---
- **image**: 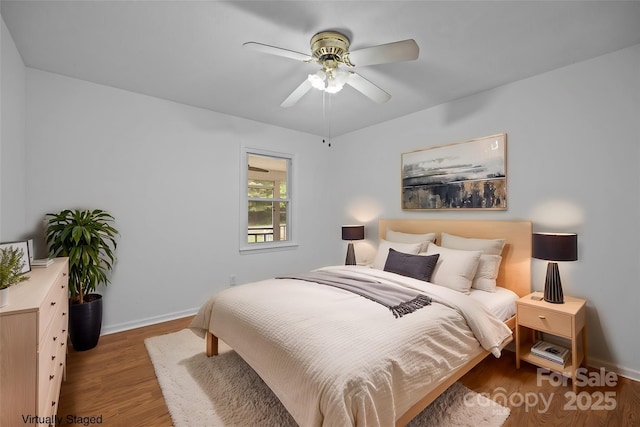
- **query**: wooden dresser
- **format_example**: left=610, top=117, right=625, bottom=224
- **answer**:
left=0, top=258, right=69, bottom=426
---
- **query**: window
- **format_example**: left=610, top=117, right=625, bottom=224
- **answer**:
left=241, top=148, right=295, bottom=251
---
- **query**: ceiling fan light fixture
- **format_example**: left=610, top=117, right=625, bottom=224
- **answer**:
left=308, top=70, right=326, bottom=90
left=324, top=82, right=342, bottom=94
left=308, top=67, right=349, bottom=94
left=327, top=68, right=349, bottom=93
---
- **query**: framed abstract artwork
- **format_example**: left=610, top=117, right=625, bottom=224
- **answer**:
left=401, top=133, right=507, bottom=210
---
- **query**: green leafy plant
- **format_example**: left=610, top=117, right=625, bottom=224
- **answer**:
left=45, top=209, right=119, bottom=304
left=0, top=246, right=29, bottom=290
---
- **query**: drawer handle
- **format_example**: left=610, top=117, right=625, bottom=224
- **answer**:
left=49, top=374, right=55, bottom=380
left=53, top=336, right=58, bottom=341
left=52, top=355, right=56, bottom=361
left=51, top=301, right=56, bottom=306
left=62, top=312, right=67, bottom=316
left=52, top=401, right=56, bottom=407
left=538, top=315, right=546, bottom=319
left=62, top=329, right=67, bottom=333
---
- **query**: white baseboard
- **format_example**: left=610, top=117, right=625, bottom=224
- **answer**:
left=101, top=307, right=198, bottom=336
left=587, top=356, right=640, bottom=383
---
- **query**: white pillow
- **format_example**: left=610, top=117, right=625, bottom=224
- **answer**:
left=425, top=243, right=482, bottom=294
left=386, top=229, right=436, bottom=253
left=472, top=254, right=502, bottom=292
left=372, top=239, right=422, bottom=270
left=440, top=232, right=505, bottom=255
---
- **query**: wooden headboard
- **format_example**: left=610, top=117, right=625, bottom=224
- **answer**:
left=378, top=219, right=532, bottom=297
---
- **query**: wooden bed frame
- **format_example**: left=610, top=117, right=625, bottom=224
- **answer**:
left=378, top=219, right=532, bottom=426
left=205, top=219, right=532, bottom=427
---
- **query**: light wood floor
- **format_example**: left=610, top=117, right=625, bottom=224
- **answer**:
left=58, top=317, right=640, bottom=426
left=58, top=317, right=192, bottom=427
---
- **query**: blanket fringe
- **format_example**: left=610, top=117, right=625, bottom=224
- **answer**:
left=390, top=295, right=432, bottom=318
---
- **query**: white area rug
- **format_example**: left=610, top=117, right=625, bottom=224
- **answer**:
left=145, top=329, right=510, bottom=427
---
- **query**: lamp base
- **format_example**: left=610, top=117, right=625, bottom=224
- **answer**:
left=345, top=242, right=356, bottom=265
left=543, top=262, right=564, bottom=304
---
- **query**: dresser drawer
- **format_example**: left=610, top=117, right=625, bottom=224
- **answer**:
left=38, top=328, right=64, bottom=411
left=39, top=353, right=65, bottom=422
left=37, top=310, right=66, bottom=390
left=38, top=269, right=68, bottom=343
left=517, top=305, right=571, bottom=337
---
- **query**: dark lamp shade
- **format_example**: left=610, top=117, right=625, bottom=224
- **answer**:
left=532, top=233, right=578, bottom=262
left=342, top=225, right=365, bottom=241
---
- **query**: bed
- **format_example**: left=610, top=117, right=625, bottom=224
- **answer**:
left=190, top=219, right=532, bottom=426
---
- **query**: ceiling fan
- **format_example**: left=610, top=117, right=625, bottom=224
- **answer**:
left=243, top=31, right=419, bottom=107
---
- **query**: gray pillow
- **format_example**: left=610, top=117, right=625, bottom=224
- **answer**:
left=383, top=249, right=440, bottom=282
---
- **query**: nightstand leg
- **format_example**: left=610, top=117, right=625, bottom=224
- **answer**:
left=515, top=324, right=521, bottom=369
left=572, top=338, right=579, bottom=393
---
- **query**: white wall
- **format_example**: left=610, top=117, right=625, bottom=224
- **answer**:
left=0, top=17, right=27, bottom=241
left=24, top=69, right=335, bottom=333
left=329, top=44, right=640, bottom=378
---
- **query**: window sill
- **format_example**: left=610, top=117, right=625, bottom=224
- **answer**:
left=239, top=241, right=299, bottom=254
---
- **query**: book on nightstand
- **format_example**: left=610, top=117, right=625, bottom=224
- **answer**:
left=531, top=340, right=570, bottom=366
left=31, top=258, right=54, bottom=267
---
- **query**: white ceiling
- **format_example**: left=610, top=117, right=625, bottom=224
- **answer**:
left=2, top=1, right=640, bottom=137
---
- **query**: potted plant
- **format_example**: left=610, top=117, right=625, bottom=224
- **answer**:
left=45, top=209, right=118, bottom=350
left=0, top=246, right=29, bottom=307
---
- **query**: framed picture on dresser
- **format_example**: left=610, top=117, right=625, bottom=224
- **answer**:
left=0, top=240, right=31, bottom=273
left=401, top=133, right=507, bottom=210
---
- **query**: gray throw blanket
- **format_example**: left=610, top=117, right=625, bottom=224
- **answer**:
left=277, top=271, right=431, bottom=318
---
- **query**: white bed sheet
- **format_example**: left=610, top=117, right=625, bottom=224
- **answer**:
left=468, top=286, right=519, bottom=321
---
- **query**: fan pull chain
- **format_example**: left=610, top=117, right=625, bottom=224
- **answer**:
left=322, top=91, right=332, bottom=147
left=327, top=93, right=332, bottom=147
left=322, top=91, right=328, bottom=146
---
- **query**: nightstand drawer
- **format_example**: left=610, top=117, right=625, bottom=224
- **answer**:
left=518, top=305, right=571, bottom=336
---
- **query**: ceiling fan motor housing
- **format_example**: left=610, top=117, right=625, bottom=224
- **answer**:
left=310, top=31, right=350, bottom=66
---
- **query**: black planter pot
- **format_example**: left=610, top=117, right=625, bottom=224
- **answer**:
left=69, top=293, right=103, bottom=351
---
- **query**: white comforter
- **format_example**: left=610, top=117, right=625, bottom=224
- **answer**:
left=190, top=265, right=512, bottom=427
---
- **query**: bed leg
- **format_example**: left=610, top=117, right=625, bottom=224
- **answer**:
left=206, top=332, right=218, bottom=357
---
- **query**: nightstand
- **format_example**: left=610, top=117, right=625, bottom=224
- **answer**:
left=515, top=292, right=587, bottom=393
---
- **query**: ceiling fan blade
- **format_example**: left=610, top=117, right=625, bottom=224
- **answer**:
left=281, top=79, right=314, bottom=108
left=346, top=72, right=391, bottom=104
left=347, top=39, right=419, bottom=67
left=243, top=42, right=315, bottom=63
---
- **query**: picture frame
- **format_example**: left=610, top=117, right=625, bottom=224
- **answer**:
left=401, top=133, right=507, bottom=210
left=0, top=241, right=32, bottom=274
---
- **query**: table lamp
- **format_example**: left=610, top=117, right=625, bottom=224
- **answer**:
left=342, top=225, right=365, bottom=265
left=532, top=232, right=578, bottom=304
